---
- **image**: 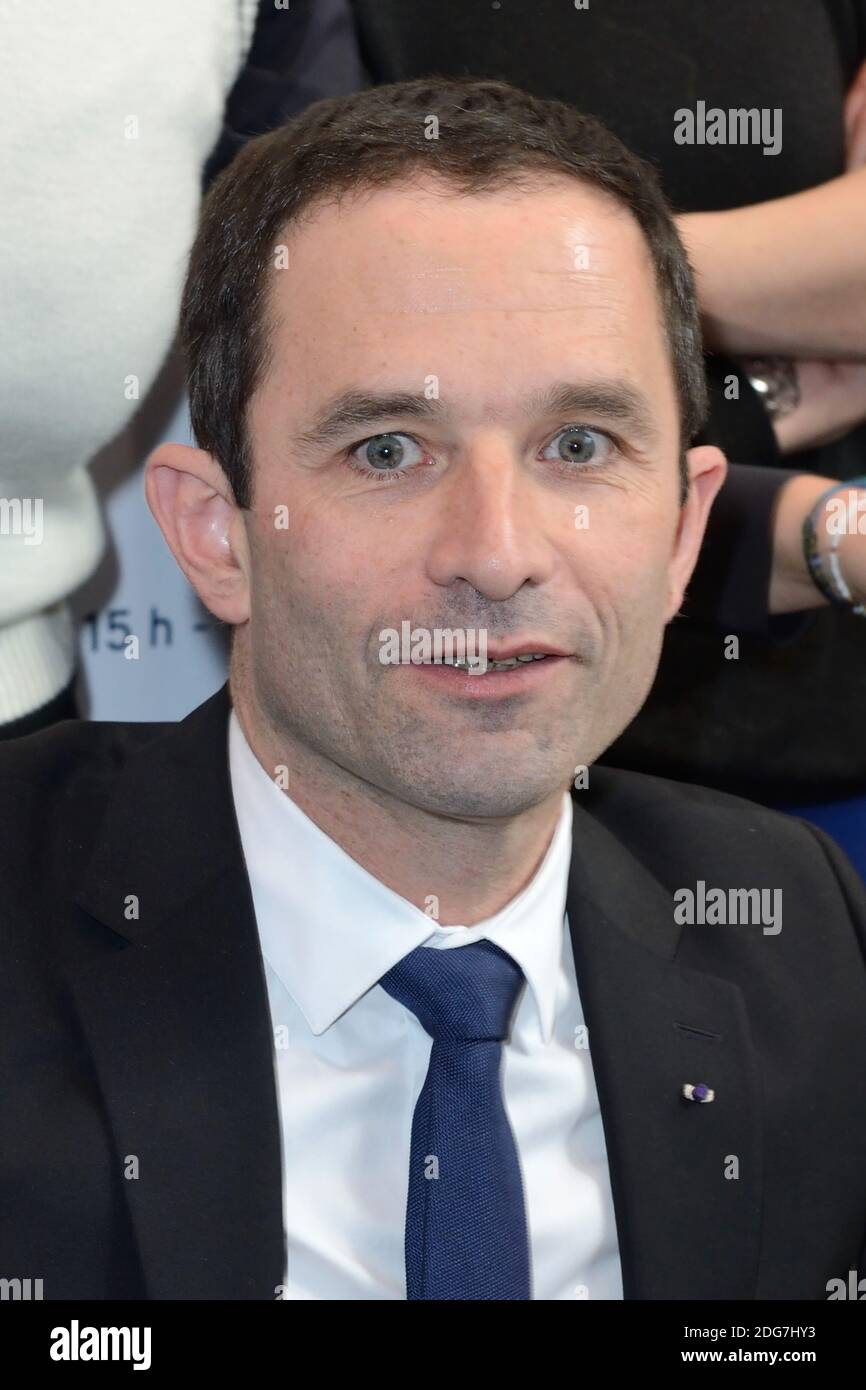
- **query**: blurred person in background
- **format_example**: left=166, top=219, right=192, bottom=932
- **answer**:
left=0, top=0, right=362, bottom=737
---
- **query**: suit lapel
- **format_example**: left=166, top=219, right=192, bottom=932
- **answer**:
left=565, top=793, right=762, bottom=1299
left=68, top=682, right=285, bottom=1299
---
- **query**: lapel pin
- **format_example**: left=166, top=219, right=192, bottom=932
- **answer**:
left=682, top=1082, right=715, bottom=1103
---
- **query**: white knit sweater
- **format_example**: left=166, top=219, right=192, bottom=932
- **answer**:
left=0, top=0, right=258, bottom=721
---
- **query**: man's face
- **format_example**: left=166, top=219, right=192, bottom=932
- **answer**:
left=237, top=173, right=718, bottom=818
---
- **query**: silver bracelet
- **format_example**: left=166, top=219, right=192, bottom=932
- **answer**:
left=801, top=477, right=866, bottom=618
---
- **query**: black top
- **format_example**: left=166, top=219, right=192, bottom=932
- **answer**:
left=206, top=0, right=866, bottom=802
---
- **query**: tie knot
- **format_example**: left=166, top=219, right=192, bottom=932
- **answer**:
left=379, top=939, right=525, bottom=1042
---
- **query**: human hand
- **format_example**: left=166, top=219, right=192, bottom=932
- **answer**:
left=772, top=359, right=866, bottom=455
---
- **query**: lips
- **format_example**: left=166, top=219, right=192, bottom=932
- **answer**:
left=483, top=641, right=572, bottom=661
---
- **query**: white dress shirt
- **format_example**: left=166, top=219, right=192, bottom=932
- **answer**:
left=228, top=709, right=623, bottom=1300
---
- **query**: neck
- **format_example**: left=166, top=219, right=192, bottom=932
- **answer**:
left=231, top=685, right=566, bottom=927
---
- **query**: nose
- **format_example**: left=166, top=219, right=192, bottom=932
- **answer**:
left=424, top=438, right=559, bottom=600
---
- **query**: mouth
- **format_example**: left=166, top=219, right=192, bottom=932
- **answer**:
left=405, top=650, right=573, bottom=699
left=441, top=651, right=551, bottom=674
left=430, top=639, right=572, bottom=673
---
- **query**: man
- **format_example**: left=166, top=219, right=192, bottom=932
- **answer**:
left=1, top=78, right=865, bottom=1301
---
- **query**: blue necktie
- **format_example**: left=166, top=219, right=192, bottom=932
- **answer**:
left=379, top=938, right=532, bottom=1300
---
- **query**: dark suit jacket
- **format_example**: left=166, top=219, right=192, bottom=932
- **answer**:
left=2, top=681, right=865, bottom=1300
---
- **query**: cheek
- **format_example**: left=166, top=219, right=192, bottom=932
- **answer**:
left=286, top=494, right=417, bottom=600
left=568, top=503, right=673, bottom=597
left=570, top=535, right=673, bottom=669
left=250, top=508, right=402, bottom=667
left=250, top=494, right=348, bottom=595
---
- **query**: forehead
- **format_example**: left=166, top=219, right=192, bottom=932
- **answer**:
left=262, top=173, right=676, bottom=425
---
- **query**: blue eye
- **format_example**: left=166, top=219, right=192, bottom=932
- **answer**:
left=342, top=423, right=616, bottom=484
left=346, top=432, right=427, bottom=480
left=542, top=425, right=614, bottom=467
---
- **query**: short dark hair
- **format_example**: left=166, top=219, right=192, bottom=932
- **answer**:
left=181, top=77, right=708, bottom=510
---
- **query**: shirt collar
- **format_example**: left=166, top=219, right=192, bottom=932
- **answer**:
left=228, top=708, right=571, bottom=1043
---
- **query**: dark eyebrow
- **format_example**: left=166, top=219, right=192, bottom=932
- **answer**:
left=292, top=378, right=661, bottom=450
left=522, top=380, right=661, bottom=446
left=293, top=391, right=446, bottom=449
